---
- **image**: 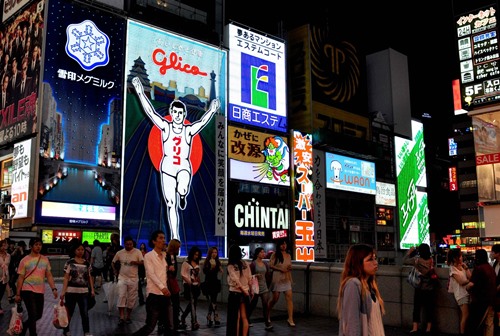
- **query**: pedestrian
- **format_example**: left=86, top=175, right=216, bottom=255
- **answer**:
left=268, top=239, right=295, bottom=327
left=337, top=244, right=385, bottom=336
left=403, top=243, right=437, bottom=334
left=180, top=246, right=202, bottom=330
left=490, top=244, right=500, bottom=335
left=202, top=246, right=223, bottom=327
left=132, top=230, right=173, bottom=336
left=90, top=239, right=105, bottom=291
left=9, top=240, right=26, bottom=303
left=166, top=238, right=181, bottom=331
left=465, top=248, right=496, bottom=336
left=14, top=237, right=58, bottom=336
left=447, top=248, right=471, bottom=335
left=60, top=239, right=95, bottom=336
left=107, top=233, right=123, bottom=282
left=138, top=242, right=147, bottom=305
left=249, top=247, right=273, bottom=330
left=0, top=239, right=11, bottom=315
left=112, top=236, right=144, bottom=326
left=226, top=244, right=253, bottom=336
left=101, top=244, right=109, bottom=282
left=83, top=240, right=92, bottom=263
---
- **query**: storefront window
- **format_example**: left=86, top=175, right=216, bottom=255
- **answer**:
left=1, top=159, right=12, bottom=188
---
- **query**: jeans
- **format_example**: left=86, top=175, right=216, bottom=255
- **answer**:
left=132, top=293, right=173, bottom=336
left=64, top=292, right=90, bottom=333
left=20, top=291, right=44, bottom=336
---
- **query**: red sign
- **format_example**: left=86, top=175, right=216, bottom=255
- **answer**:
left=476, top=153, right=500, bottom=165
left=53, top=230, right=81, bottom=243
left=449, top=167, right=458, bottom=191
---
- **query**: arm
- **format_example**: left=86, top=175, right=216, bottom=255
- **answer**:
left=340, top=279, right=363, bottom=336
left=181, top=262, right=191, bottom=284
left=131, top=77, right=167, bottom=129
left=188, top=98, right=220, bottom=136
left=46, top=268, right=58, bottom=299
left=60, top=272, right=70, bottom=299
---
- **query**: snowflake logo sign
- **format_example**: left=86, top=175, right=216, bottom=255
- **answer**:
left=65, top=20, right=110, bottom=71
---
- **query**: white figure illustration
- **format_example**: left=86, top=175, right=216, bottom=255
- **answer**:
left=132, top=77, right=220, bottom=241
left=330, top=160, right=343, bottom=184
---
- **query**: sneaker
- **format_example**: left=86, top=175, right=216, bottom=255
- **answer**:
left=265, top=322, right=273, bottom=331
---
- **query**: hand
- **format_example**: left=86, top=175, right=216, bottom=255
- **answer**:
left=52, top=289, right=58, bottom=299
left=161, top=287, right=171, bottom=297
left=60, top=294, right=65, bottom=300
left=14, top=294, right=21, bottom=303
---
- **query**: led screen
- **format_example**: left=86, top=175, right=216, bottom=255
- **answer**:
left=325, top=153, right=376, bottom=195
left=37, top=0, right=125, bottom=227
left=226, top=23, right=287, bottom=132
left=123, top=20, right=227, bottom=255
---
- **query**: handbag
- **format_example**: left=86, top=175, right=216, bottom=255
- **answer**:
left=6, top=303, right=23, bottom=335
left=53, top=299, right=69, bottom=329
left=251, top=275, right=259, bottom=295
left=407, top=266, right=422, bottom=289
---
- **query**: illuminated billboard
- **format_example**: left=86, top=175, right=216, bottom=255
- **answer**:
left=123, top=20, right=227, bottom=254
left=375, top=181, right=396, bottom=206
left=456, top=4, right=500, bottom=109
left=0, top=1, right=43, bottom=146
left=395, top=120, right=430, bottom=248
left=226, top=23, right=287, bottom=133
left=37, top=0, right=125, bottom=227
left=325, top=153, right=376, bottom=195
left=228, top=125, right=290, bottom=186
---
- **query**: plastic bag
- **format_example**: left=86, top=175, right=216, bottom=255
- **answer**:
left=53, top=299, right=69, bottom=329
left=103, top=281, right=118, bottom=315
left=6, top=304, right=23, bottom=335
left=251, top=275, right=259, bottom=295
left=407, top=266, right=422, bottom=289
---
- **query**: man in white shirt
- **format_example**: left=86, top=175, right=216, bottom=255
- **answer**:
left=112, top=236, right=144, bottom=326
left=132, top=230, right=173, bottom=336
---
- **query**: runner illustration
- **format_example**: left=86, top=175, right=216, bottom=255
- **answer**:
left=132, top=76, right=220, bottom=241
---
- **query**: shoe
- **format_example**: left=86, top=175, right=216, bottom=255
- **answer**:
left=214, top=320, right=221, bottom=327
left=207, top=313, right=213, bottom=327
left=191, top=322, right=200, bottom=331
left=178, top=321, right=187, bottom=330
left=265, top=322, right=273, bottom=330
left=287, top=320, right=296, bottom=327
left=179, top=195, right=186, bottom=210
left=84, top=333, right=94, bottom=336
left=158, top=324, right=165, bottom=333
left=126, top=318, right=132, bottom=324
left=118, top=318, right=125, bottom=326
left=103, top=299, right=108, bottom=303
left=249, top=323, right=253, bottom=327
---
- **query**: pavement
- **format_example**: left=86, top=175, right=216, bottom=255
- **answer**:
left=0, top=279, right=454, bottom=336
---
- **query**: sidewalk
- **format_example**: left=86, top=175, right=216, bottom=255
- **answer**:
left=0, top=279, right=452, bottom=336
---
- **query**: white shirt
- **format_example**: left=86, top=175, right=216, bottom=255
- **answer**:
left=143, top=249, right=167, bottom=296
left=112, top=248, right=143, bottom=281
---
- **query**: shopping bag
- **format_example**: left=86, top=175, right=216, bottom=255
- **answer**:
left=53, top=299, right=69, bottom=329
left=103, top=281, right=118, bottom=315
left=251, top=275, right=259, bottom=295
left=6, top=303, right=23, bottom=335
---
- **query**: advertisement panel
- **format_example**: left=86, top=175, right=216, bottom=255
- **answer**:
left=228, top=125, right=290, bottom=186
left=11, top=138, right=32, bottom=218
left=293, top=131, right=314, bottom=262
left=456, top=4, right=500, bottom=109
left=0, top=1, right=43, bottom=145
left=395, top=126, right=430, bottom=248
left=312, top=149, right=326, bottom=258
left=375, top=181, right=396, bottom=206
left=2, top=0, right=33, bottom=23
left=124, top=20, right=227, bottom=254
left=226, top=181, right=290, bottom=249
left=226, top=23, right=287, bottom=133
left=325, top=152, right=376, bottom=195
left=37, top=0, right=125, bottom=227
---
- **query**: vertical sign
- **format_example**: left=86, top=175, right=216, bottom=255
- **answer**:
left=215, top=114, right=226, bottom=236
left=293, top=131, right=314, bottom=262
left=226, top=23, right=287, bottom=132
left=0, top=1, right=43, bottom=145
left=312, top=149, right=326, bottom=258
left=11, top=138, right=31, bottom=218
left=449, top=167, right=458, bottom=191
left=456, top=5, right=500, bottom=108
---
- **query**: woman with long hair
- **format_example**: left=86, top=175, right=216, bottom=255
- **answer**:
left=337, top=244, right=385, bottom=336
left=249, top=247, right=273, bottom=330
left=180, top=246, right=202, bottom=330
left=226, top=244, right=253, bottom=336
left=203, top=246, right=223, bottom=327
left=446, top=248, right=471, bottom=335
left=268, top=239, right=295, bottom=327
